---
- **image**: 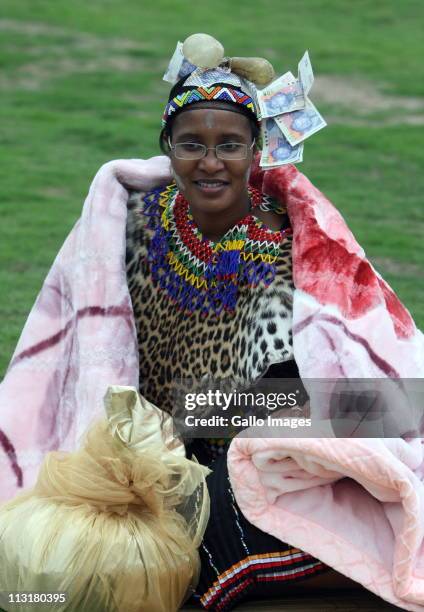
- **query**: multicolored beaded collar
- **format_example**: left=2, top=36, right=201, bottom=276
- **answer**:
left=143, top=183, right=292, bottom=317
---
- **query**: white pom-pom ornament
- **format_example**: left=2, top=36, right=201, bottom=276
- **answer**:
left=183, top=33, right=225, bottom=69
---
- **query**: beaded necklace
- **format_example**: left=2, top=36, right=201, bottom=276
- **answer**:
left=144, top=183, right=291, bottom=317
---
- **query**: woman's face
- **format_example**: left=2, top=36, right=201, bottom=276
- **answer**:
left=169, top=107, right=254, bottom=216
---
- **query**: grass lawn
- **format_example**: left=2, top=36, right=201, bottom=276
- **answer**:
left=0, top=0, right=423, bottom=377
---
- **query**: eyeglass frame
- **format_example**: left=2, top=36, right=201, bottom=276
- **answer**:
left=167, top=137, right=256, bottom=160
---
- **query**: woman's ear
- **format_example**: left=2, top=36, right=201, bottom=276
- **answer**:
left=159, top=129, right=172, bottom=156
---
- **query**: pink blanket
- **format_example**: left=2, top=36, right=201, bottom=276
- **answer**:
left=228, top=161, right=424, bottom=610
left=1, top=155, right=423, bottom=608
left=0, top=157, right=172, bottom=501
left=228, top=437, right=424, bottom=611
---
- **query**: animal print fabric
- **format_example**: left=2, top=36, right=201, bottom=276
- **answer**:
left=125, top=186, right=294, bottom=415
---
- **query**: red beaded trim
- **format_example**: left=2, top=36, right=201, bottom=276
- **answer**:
left=174, top=193, right=214, bottom=262
left=172, top=187, right=284, bottom=258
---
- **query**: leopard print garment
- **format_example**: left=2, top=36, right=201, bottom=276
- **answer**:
left=125, top=186, right=294, bottom=414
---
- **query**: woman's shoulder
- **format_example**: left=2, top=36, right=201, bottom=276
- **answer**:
left=127, top=182, right=174, bottom=225
left=252, top=190, right=291, bottom=232
left=126, top=183, right=174, bottom=258
left=254, top=208, right=290, bottom=232
left=127, top=182, right=173, bottom=213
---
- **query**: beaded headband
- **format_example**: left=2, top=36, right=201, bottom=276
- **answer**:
left=162, top=83, right=257, bottom=127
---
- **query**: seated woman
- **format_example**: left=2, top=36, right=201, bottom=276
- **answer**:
left=1, top=33, right=421, bottom=612
left=124, top=35, right=359, bottom=609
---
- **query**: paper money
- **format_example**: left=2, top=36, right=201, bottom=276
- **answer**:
left=257, top=71, right=305, bottom=119
left=298, top=50, right=314, bottom=95
left=274, top=98, right=327, bottom=146
left=260, top=118, right=304, bottom=167
left=163, top=41, right=196, bottom=84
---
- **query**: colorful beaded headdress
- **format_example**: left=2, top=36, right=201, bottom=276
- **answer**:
left=162, top=68, right=259, bottom=128
left=162, top=33, right=327, bottom=167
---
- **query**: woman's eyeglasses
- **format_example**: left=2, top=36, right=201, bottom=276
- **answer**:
left=168, top=139, right=255, bottom=160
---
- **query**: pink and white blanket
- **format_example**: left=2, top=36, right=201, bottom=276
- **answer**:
left=0, top=157, right=172, bottom=501
left=228, top=163, right=424, bottom=610
left=1, top=155, right=423, bottom=608
left=228, top=436, right=424, bottom=611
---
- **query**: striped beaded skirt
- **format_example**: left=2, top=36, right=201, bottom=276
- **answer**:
left=188, top=447, right=329, bottom=611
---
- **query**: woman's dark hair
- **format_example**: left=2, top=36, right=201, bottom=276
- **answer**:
left=160, top=75, right=261, bottom=155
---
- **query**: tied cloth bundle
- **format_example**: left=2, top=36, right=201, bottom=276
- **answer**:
left=0, top=386, right=210, bottom=612
left=162, top=33, right=327, bottom=168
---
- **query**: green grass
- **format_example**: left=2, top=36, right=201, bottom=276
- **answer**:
left=1, top=0, right=423, bottom=376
